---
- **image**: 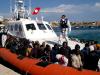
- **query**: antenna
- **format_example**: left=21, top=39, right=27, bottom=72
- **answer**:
left=10, top=0, right=31, bottom=20
left=10, top=0, right=12, bottom=14
left=41, top=16, right=44, bottom=21
left=29, top=0, right=31, bottom=15
left=36, top=17, right=38, bottom=21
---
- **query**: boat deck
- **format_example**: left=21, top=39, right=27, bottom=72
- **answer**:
left=0, top=64, right=20, bottom=75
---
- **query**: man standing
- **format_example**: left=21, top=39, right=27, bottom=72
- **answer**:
left=2, top=33, right=7, bottom=47
left=59, top=15, right=71, bottom=40
left=1, top=27, right=8, bottom=47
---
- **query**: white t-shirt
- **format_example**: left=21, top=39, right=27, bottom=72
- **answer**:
left=98, top=59, right=100, bottom=69
left=2, top=34, right=7, bottom=47
left=71, top=54, right=83, bottom=68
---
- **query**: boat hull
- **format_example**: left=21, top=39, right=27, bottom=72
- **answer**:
left=0, top=48, right=99, bottom=75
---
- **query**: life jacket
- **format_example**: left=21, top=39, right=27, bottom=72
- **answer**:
left=60, top=18, right=68, bottom=28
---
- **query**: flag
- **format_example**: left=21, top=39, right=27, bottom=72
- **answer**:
left=32, top=7, right=41, bottom=15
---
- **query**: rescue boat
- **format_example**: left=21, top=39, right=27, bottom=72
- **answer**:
left=0, top=48, right=99, bottom=75
left=0, top=0, right=98, bottom=75
left=4, top=0, right=84, bottom=49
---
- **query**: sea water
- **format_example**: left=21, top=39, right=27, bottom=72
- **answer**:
left=53, top=26, right=100, bottom=43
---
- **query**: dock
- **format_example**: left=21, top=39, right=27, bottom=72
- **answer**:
left=0, top=64, right=20, bottom=75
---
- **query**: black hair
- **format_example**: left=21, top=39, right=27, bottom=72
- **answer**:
left=62, top=15, right=66, bottom=17
left=61, top=15, right=66, bottom=18
left=75, top=44, right=80, bottom=50
left=62, top=41, right=68, bottom=46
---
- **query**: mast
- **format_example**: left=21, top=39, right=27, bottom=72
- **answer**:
left=10, top=0, right=12, bottom=14
left=15, top=0, right=25, bottom=19
left=10, top=0, right=30, bottom=20
left=29, top=0, right=31, bottom=15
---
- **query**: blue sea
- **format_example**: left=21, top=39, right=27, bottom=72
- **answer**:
left=53, top=26, right=100, bottom=43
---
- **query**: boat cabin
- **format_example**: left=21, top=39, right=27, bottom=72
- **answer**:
left=6, top=19, right=58, bottom=42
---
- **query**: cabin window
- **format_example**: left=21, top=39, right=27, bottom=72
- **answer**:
left=46, top=24, right=52, bottom=30
left=26, top=24, right=36, bottom=30
left=7, top=26, right=9, bottom=30
left=15, top=24, right=18, bottom=31
left=37, top=23, right=46, bottom=30
left=19, top=25, right=22, bottom=31
left=7, top=25, right=10, bottom=31
left=0, top=27, right=1, bottom=31
left=11, top=25, right=13, bottom=31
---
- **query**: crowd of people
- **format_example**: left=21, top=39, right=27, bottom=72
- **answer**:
left=0, top=15, right=100, bottom=72
left=0, top=33, right=100, bottom=72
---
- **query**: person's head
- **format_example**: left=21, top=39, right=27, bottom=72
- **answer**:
left=61, top=15, right=66, bottom=19
left=85, top=43, right=89, bottom=48
left=35, top=41, right=40, bottom=45
left=75, top=44, right=80, bottom=50
left=34, top=43, right=39, bottom=49
left=73, top=44, right=80, bottom=55
left=90, top=40, right=95, bottom=45
left=40, top=45, right=45, bottom=51
left=62, top=41, right=68, bottom=48
left=42, top=42, right=46, bottom=47
left=54, top=44, right=59, bottom=49
left=45, top=44, right=51, bottom=51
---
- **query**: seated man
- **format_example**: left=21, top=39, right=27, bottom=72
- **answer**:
left=71, top=44, right=83, bottom=70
